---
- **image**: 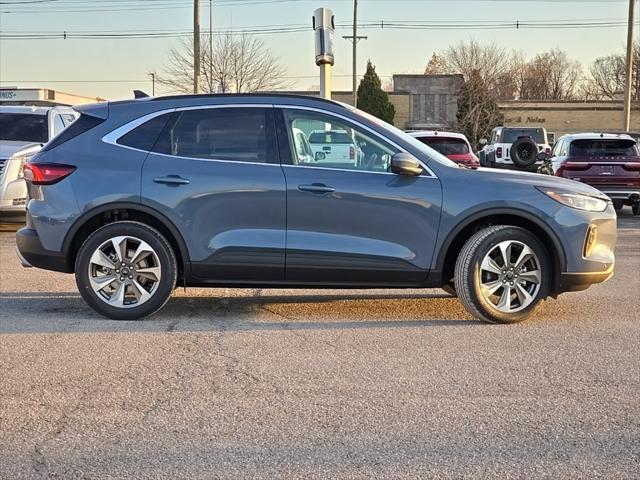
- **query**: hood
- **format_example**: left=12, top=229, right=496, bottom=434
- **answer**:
left=0, top=141, right=41, bottom=160
left=475, top=167, right=609, bottom=199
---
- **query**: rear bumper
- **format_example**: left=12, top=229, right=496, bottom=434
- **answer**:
left=558, top=266, right=614, bottom=293
left=597, top=188, right=640, bottom=203
left=15, top=227, right=71, bottom=273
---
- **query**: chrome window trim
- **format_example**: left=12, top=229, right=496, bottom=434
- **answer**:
left=148, top=150, right=280, bottom=167
left=275, top=104, right=437, bottom=178
left=101, top=104, right=278, bottom=164
left=101, top=102, right=437, bottom=177
left=282, top=164, right=395, bottom=176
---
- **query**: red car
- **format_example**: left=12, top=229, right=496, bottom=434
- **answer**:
left=408, top=131, right=479, bottom=168
left=550, top=133, right=640, bottom=215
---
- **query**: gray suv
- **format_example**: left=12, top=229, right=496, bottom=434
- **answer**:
left=16, top=94, right=617, bottom=323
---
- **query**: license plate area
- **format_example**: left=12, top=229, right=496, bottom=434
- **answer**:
left=599, top=166, right=614, bottom=175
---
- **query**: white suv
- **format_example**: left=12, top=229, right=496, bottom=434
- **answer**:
left=0, top=105, right=78, bottom=218
left=479, top=126, right=551, bottom=171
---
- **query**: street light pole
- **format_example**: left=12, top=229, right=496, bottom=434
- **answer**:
left=194, top=0, right=201, bottom=94
left=622, top=0, right=637, bottom=131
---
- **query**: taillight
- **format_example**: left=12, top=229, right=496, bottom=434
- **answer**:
left=23, top=163, right=76, bottom=185
left=622, top=162, right=640, bottom=171
left=545, top=147, right=551, bottom=155
left=349, top=145, right=355, bottom=160
left=496, top=147, right=502, bottom=158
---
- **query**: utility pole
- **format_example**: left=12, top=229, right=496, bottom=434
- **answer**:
left=342, top=0, right=367, bottom=107
left=209, top=0, right=213, bottom=94
left=622, top=0, right=637, bottom=131
left=193, top=0, right=201, bottom=94
left=148, top=72, right=155, bottom=96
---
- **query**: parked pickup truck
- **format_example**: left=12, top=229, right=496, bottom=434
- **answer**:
left=0, top=105, right=78, bottom=218
left=549, top=132, right=640, bottom=215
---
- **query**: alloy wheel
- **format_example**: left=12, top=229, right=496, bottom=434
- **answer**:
left=478, top=240, right=542, bottom=313
left=88, top=235, right=162, bottom=309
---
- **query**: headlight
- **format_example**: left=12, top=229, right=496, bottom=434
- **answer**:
left=537, top=188, right=608, bottom=212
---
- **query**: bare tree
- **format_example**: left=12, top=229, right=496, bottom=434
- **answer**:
left=440, top=39, right=516, bottom=98
left=517, top=49, right=582, bottom=100
left=157, top=33, right=290, bottom=94
left=424, top=53, right=448, bottom=75
left=584, top=43, right=639, bottom=101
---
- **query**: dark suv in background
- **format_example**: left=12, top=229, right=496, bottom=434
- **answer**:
left=16, top=94, right=617, bottom=324
left=550, top=133, right=640, bottom=215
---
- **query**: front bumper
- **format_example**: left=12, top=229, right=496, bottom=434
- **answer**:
left=15, top=227, right=71, bottom=272
left=558, top=266, right=614, bottom=293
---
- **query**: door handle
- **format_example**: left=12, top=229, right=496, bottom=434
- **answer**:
left=153, top=175, right=190, bottom=185
left=298, top=183, right=335, bottom=194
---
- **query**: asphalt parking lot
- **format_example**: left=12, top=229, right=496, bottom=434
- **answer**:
left=1, top=211, right=639, bottom=479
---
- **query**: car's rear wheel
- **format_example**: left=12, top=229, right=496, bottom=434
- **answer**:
left=454, top=226, right=550, bottom=324
left=633, top=203, right=640, bottom=216
left=75, top=221, right=177, bottom=320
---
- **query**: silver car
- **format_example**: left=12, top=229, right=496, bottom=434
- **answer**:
left=0, top=105, right=78, bottom=217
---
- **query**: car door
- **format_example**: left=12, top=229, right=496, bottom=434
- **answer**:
left=277, top=107, right=442, bottom=285
left=139, top=105, right=286, bottom=282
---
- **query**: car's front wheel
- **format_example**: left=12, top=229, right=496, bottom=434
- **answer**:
left=454, top=226, right=550, bottom=324
left=75, top=221, right=177, bottom=320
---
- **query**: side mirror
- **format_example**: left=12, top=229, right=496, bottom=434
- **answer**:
left=315, top=151, right=326, bottom=161
left=536, top=151, right=548, bottom=161
left=390, top=152, right=422, bottom=176
left=479, top=138, right=488, bottom=146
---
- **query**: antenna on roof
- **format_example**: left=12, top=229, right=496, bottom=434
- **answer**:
left=133, top=90, right=150, bottom=99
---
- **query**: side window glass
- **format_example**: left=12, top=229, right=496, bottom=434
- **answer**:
left=61, top=113, right=77, bottom=127
left=551, top=138, right=562, bottom=157
left=153, top=108, right=268, bottom=163
left=118, top=112, right=173, bottom=152
left=53, top=114, right=65, bottom=137
left=283, top=109, right=398, bottom=173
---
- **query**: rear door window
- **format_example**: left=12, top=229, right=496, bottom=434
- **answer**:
left=152, top=108, right=269, bottom=163
left=415, top=136, right=469, bottom=155
left=569, top=139, right=639, bottom=157
left=118, top=112, right=174, bottom=152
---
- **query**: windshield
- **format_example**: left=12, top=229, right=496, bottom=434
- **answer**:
left=501, top=128, right=546, bottom=144
left=349, top=107, right=458, bottom=168
left=415, top=136, right=470, bottom=155
left=570, top=139, right=639, bottom=157
left=0, top=113, right=48, bottom=143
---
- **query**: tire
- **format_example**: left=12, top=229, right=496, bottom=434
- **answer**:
left=442, top=282, right=457, bottom=297
left=479, top=150, right=487, bottom=167
left=75, top=221, right=177, bottom=320
left=510, top=137, right=538, bottom=168
left=633, top=203, right=640, bottom=216
left=454, top=226, right=550, bottom=324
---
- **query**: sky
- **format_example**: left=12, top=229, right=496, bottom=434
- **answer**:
left=0, top=0, right=637, bottom=100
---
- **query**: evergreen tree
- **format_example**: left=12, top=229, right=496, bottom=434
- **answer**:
left=456, top=69, right=504, bottom=149
left=356, top=60, right=396, bottom=124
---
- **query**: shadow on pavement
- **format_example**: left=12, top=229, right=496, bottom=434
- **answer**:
left=0, top=291, right=477, bottom=334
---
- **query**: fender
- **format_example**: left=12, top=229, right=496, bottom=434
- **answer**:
left=434, top=206, right=568, bottom=273
left=62, top=201, right=191, bottom=278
